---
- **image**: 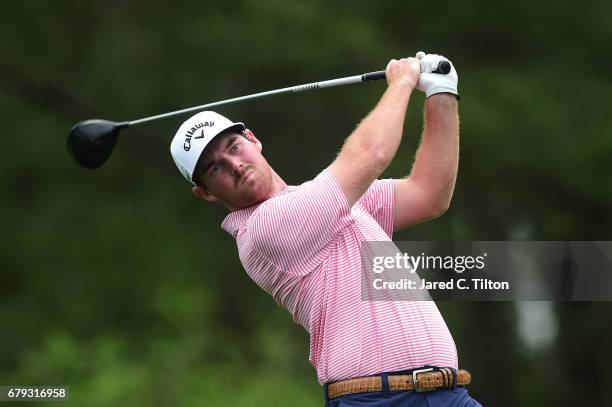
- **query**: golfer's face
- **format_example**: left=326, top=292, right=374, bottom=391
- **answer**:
left=200, top=132, right=272, bottom=208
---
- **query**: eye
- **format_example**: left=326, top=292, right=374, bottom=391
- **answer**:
left=210, top=165, right=220, bottom=175
left=231, top=143, right=240, bottom=152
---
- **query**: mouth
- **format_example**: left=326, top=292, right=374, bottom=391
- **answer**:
left=240, top=169, right=254, bottom=184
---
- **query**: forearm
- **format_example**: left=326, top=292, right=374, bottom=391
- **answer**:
left=329, top=82, right=414, bottom=206
left=329, top=57, right=420, bottom=207
left=345, top=81, right=414, bottom=172
left=409, top=94, right=459, bottom=211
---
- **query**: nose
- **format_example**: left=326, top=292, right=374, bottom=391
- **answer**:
left=227, top=156, right=244, bottom=176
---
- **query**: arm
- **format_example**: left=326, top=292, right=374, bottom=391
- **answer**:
left=250, top=59, right=419, bottom=275
left=393, top=93, right=459, bottom=230
left=329, top=58, right=420, bottom=207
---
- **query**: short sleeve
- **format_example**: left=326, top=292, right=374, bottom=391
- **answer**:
left=248, top=169, right=352, bottom=275
left=356, top=179, right=395, bottom=238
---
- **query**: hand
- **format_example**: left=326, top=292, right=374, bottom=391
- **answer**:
left=415, top=52, right=459, bottom=98
left=385, top=57, right=420, bottom=90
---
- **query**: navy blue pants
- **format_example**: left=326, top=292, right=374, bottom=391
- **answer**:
left=324, top=369, right=482, bottom=407
left=325, top=387, right=482, bottom=407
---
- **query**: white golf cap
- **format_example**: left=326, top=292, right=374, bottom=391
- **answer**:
left=170, top=111, right=245, bottom=184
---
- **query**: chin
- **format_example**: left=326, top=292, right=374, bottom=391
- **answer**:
left=248, top=188, right=269, bottom=205
left=233, top=175, right=273, bottom=207
left=230, top=188, right=265, bottom=209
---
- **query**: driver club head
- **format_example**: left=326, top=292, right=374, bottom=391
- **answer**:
left=67, top=120, right=128, bottom=169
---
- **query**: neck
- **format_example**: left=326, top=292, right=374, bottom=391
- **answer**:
left=268, top=168, right=288, bottom=196
left=226, top=169, right=287, bottom=212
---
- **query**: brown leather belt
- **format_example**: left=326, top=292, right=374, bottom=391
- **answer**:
left=327, top=368, right=471, bottom=399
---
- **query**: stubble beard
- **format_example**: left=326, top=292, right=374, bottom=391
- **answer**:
left=236, top=167, right=271, bottom=207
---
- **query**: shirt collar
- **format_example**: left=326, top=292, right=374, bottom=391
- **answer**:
left=221, top=185, right=298, bottom=237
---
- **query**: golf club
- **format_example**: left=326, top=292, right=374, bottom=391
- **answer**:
left=67, top=61, right=451, bottom=169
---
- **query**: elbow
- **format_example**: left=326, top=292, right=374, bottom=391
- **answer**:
left=371, top=149, right=392, bottom=173
left=343, top=137, right=392, bottom=175
left=362, top=140, right=393, bottom=172
left=427, top=180, right=456, bottom=219
left=429, top=197, right=452, bottom=219
left=344, top=124, right=396, bottom=172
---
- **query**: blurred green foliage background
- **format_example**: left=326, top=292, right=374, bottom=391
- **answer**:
left=1, top=0, right=611, bottom=405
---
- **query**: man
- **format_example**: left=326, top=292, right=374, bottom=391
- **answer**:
left=170, top=52, right=481, bottom=406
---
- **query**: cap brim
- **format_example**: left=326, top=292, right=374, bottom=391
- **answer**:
left=219, top=122, right=246, bottom=136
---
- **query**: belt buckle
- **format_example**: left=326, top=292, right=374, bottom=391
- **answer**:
left=412, top=367, right=435, bottom=392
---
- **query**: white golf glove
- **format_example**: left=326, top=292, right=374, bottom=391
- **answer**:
left=416, top=51, right=459, bottom=98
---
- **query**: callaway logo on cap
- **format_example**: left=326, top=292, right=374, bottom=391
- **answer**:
left=170, top=111, right=245, bottom=185
left=183, top=123, right=214, bottom=151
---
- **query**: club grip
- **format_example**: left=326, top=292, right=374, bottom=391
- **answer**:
left=436, top=61, right=451, bottom=74
left=361, top=71, right=386, bottom=82
left=362, top=60, right=452, bottom=82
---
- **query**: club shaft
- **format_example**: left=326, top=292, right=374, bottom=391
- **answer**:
left=127, top=71, right=386, bottom=126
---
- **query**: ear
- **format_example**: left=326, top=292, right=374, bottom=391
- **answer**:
left=244, top=129, right=262, bottom=152
left=192, top=185, right=218, bottom=202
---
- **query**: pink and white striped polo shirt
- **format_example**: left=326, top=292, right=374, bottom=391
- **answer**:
left=221, top=169, right=457, bottom=384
